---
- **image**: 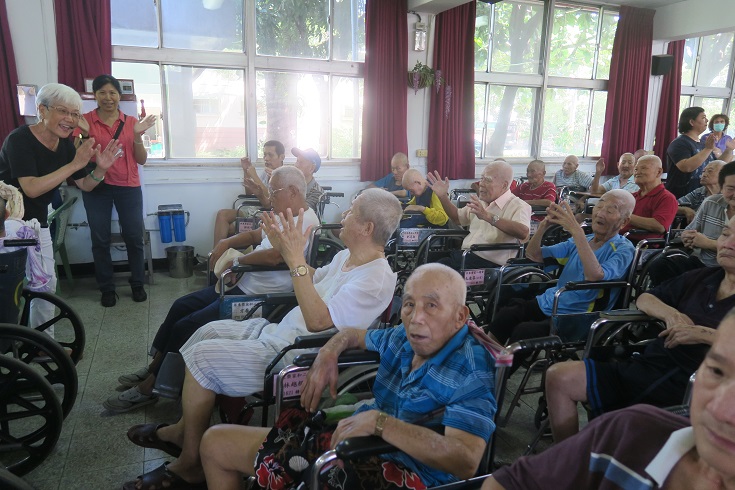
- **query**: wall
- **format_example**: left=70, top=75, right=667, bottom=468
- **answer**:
left=653, top=0, right=735, bottom=41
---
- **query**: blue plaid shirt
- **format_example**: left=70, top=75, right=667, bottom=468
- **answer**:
left=354, top=324, right=497, bottom=487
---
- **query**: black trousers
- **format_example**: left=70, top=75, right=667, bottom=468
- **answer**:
left=487, top=297, right=550, bottom=345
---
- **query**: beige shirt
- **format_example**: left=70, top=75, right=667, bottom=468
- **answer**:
left=458, top=189, right=532, bottom=265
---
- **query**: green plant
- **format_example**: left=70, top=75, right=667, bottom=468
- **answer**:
left=407, top=61, right=444, bottom=93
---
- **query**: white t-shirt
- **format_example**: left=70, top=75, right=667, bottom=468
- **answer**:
left=235, top=208, right=320, bottom=294
left=259, top=248, right=397, bottom=346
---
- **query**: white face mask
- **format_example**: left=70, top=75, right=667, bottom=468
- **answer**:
left=714, top=123, right=726, bottom=132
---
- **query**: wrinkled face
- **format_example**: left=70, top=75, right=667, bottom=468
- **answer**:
left=340, top=197, right=369, bottom=248
left=721, top=175, right=735, bottom=209
left=617, top=155, right=635, bottom=178
left=717, top=218, right=735, bottom=269
left=478, top=169, right=507, bottom=203
left=295, top=156, right=315, bottom=180
left=701, top=164, right=722, bottom=186
left=590, top=194, right=627, bottom=237
left=267, top=176, right=289, bottom=215
left=633, top=159, right=661, bottom=187
left=94, top=83, right=120, bottom=112
left=38, top=102, right=82, bottom=138
left=691, top=111, right=709, bottom=134
left=526, top=163, right=545, bottom=186
left=263, top=145, right=284, bottom=171
left=401, top=273, right=466, bottom=362
left=391, top=160, right=409, bottom=183
left=690, top=318, right=735, bottom=481
left=562, top=157, right=578, bottom=176
left=404, top=176, right=427, bottom=197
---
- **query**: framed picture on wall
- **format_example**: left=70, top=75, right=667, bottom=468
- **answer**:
left=119, top=79, right=135, bottom=95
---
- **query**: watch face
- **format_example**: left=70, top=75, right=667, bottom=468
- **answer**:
left=292, top=265, right=308, bottom=277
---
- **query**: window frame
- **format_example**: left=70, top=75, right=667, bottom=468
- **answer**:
left=111, top=0, right=364, bottom=164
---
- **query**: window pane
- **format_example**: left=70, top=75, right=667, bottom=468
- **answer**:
left=256, top=0, right=329, bottom=59
left=256, top=71, right=329, bottom=155
left=681, top=38, right=698, bottom=87
left=112, top=62, right=165, bottom=158
left=549, top=4, right=598, bottom=78
left=164, top=66, right=245, bottom=158
left=474, top=84, right=487, bottom=157
left=490, top=1, right=544, bottom=74
left=596, top=10, right=618, bottom=80
left=474, top=1, right=491, bottom=72
left=161, top=0, right=243, bottom=51
left=541, top=88, right=590, bottom=157
left=333, top=0, right=366, bottom=62
left=680, top=96, right=691, bottom=112
left=696, top=32, right=734, bottom=88
left=729, top=100, right=735, bottom=138
left=484, top=86, right=535, bottom=158
left=693, top=97, right=726, bottom=122
left=331, top=77, right=363, bottom=158
left=588, top=91, right=607, bottom=156
left=111, top=0, right=158, bottom=47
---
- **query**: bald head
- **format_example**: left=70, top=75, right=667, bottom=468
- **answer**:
left=633, top=149, right=648, bottom=162
left=562, top=155, right=579, bottom=176
left=391, top=152, right=409, bottom=169
left=406, top=263, right=467, bottom=307
left=637, top=154, right=662, bottom=169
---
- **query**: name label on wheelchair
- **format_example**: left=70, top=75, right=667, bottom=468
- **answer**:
left=231, top=300, right=261, bottom=321
left=277, top=370, right=309, bottom=398
left=237, top=219, right=255, bottom=233
left=400, top=229, right=421, bottom=244
left=463, top=269, right=485, bottom=286
left=530, top=220, right=539, bottom=235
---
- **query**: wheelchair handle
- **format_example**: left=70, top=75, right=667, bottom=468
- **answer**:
left=509, top=335, right=563, bottom=353
left=293, top=350, right=380, bottom=367
left=562, top=280, right=629, bottom=291
left=467, top=243, right=521, bottom=252
left=1, top=239, right=38, bottom=247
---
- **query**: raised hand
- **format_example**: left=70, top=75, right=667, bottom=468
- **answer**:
left=133, top=114, right=157, bottom=135
left=595, top=158, right=605, bottom=175
left=76, top=116, right=90, bottom=135
left=260, top=208, right=312, bottom=267
left=240, top=156, right=252, bottom=172
left=466, top=194, right=491, bottom=222
left=704, top=133, right=716, bottom=150
left=426, top=170, right=450, bottom=196
left=71, top=138, right=97, bottom=170
left=94, top=139, right=124, bottom=170
left=546, top=201, right=580, bottom=233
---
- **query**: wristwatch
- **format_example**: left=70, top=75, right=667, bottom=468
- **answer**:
left=490, top=215, right=500, bottom=226
left=290, top=265, right=309, bottom=278
left=374, top=412, right=389, bottom=437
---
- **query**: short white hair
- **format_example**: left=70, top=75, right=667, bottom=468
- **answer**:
left=36, top=83, right=82, bottom=121
left=407, top=263, right=467, bottom=307
left=353, top=188, right=403, bottom=246
left=271, top=166, right=306, bottom=198
left=485, top=160, right=514, bottom=186
left=604, top=189, right=636, bottom=220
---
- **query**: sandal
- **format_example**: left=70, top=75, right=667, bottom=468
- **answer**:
left=103, top=386, right=158, bottom=414
left=118, top=367, right=150, bottom=388
left=127, top=423, right=182, bottom=457
left=122, top=462, right=207, bottom=490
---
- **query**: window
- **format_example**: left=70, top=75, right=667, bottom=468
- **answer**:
left=680, top=32, right=735, bottom=138
left=474, top=0, right=618, bottom=159
left=111, top=0, right=365, bottom=161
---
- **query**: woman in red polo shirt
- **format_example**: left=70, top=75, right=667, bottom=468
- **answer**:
left=77, top=75, right=157, bottom=307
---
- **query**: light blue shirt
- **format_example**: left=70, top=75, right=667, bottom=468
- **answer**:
left=602, top=175, right=639, bottom=193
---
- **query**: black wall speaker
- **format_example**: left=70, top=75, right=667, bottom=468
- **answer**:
left=651, top=54, right=674, bottom=76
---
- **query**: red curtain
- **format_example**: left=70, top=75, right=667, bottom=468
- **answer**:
left=360, top=0, right=408, bottom=182
left=0, top=0, right=23, bottom=141
left=427, top=2, right=476, bottom=179
left=653, top=40, right=685, bottom=168
left=600, top=6, right=655, bottom=174
left=54, top=0, right=112, bottom=92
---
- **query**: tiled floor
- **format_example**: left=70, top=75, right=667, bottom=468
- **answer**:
left=13, top=270, right=568, bottom=489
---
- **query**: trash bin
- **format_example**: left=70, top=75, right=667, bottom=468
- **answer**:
left=166, top=245, right=194, bottom=278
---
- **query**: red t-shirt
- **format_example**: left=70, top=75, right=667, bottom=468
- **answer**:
left=81, top=110, right=141, bottom=187
left=513, top=180, right=557, bottom=202
left=621, top=184, right=678, bottom=241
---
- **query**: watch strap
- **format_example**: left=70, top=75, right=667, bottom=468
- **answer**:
left=374, top=412, right=388, bottom=437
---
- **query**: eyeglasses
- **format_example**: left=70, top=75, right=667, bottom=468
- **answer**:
left=268, top=187, right=285, bottom=196
left=45, top=105, right=82, bottom=120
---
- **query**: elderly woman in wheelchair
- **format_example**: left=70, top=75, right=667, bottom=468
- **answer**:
left=121, top=188, right=402, bottom=490
left=486, top=189, right=636, bottom=347
left=199, top=264, right=497, bottom=490
left=545, top=215, right=735, bottom=444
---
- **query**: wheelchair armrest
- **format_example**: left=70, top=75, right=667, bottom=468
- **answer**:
left=321, top=186, right=333, bottom=191
left=530, top=205, right=548, bottom=213
left=326, top=192, right=344, bottom=198
left=506, top=258, right=543, bottom=266
left=1, top=239, right=38, bottom=247
left=468, top=243, right=522, bottom=252
left=426, top=229, right=470, bottom=238
left=335, top=436, right=398, bottom=460
left=230, top=263, right=289, bottom=273
left=292, top=350, right=380, bottom=367
left=508, top=335, right=563, bottom=354
left=317, top=223, right=344, bottom=231
left=238, top=194, right=259, bottom=200
left=562, top=280, right=629, bottom=291
left=597, top=310, right=655, bottom=321
left=292, top=333, right=335, bottom=349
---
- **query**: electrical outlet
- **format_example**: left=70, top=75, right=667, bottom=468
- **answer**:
left=416, top=149, right=428, bottom=157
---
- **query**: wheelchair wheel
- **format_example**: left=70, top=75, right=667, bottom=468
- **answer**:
left=485, top=267, right=554, bottom=323
left=0, top=468, right=35, bottom=490
left=0, top=324, right=78, bottom=418
left=18, top=290, right=85, bottom=364
left=0, top=355, right=63, bottom=476
left=311, top=237, right=345, bottom=269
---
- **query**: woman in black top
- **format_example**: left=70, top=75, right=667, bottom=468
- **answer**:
left=0, top=82, right=120, bottom=328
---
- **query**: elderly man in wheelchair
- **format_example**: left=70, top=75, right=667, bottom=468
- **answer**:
left=198, top=264, right=497, bottom=490
left=486, top=189, right=636, bottom=347
left=121, top=188, right=402, bottom=490
left=544, top=215, right=735, bottom=444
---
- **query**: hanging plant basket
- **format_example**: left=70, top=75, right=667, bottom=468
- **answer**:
left=407, top=61, right=444, bottom=94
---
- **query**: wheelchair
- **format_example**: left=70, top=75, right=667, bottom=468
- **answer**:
left=264, top=335, right=563, bottom=490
